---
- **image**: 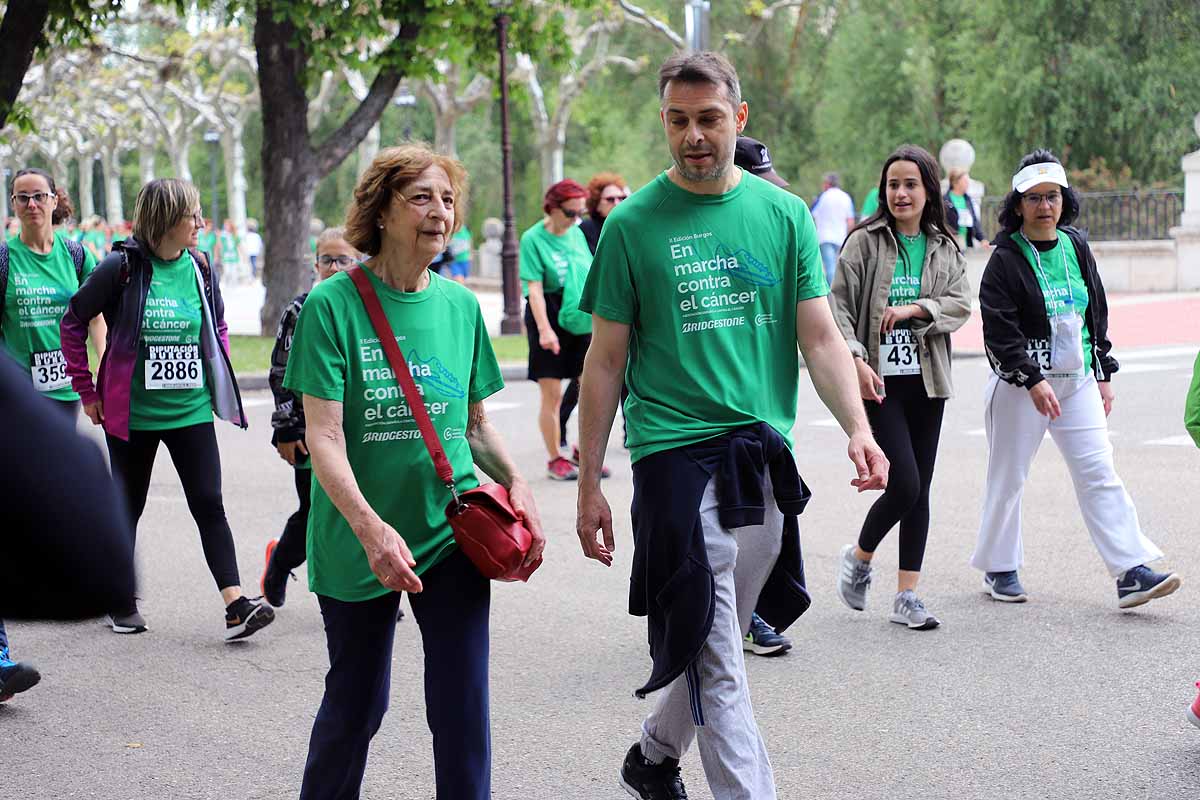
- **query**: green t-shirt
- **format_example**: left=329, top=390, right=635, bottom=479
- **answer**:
left=580, top=170, right=827, bottom=463
left=283, top=269, right=504, bottom=602
left=1015, top=230, right=1092, bottom=376
left=197, top=231, right=217, bottom=259
left=558, top=258, right=592, bottom=336
left=949, top=192, right=970, bottom=238
left=82, top=229, right=107, bottom=258
left=219, top=231, right=239, bottom=262
left=1, top=233, right=97, bottom=400
left=518, top=221, right=590, bottom=297
left=130, top=253, right=214, bottom=430
left=859, top=188, right=880, bottom=219
left=889, top=232, right=927, bottom=307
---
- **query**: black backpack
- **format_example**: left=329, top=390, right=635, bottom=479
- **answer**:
left=0, top=237, right=88, bottom=327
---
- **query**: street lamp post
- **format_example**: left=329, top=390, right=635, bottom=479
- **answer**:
left=493, top=2, right=522, bottom=335
left=203, top=130, right=221, bottom=244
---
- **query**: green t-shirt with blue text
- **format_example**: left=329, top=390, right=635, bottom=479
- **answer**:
left=889, top=232, right=926, bottom=306
left=580, top=170, right=827, bottom=462
left=284, top=269, right=504, bottom=602
left=1, top=233, right=97, bottom=400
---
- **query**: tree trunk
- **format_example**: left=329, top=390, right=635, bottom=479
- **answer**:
left=357, top=121, right=381, bottom=178
left=541, top=131, right=565, bottom=189
left=254, top=3, right=414, bottom=335
left=169, top=140, right=192, bottom=183
left=433, top=112, right=458, bottom=157
left=222, top=126, right=248, bottom=234
left=77, top=154, right=94, bottom=219
left=101, top=147, right=123, bottom=222
left=139, top=145, right=155, bottom=186
left=0, top=0, right=51, bottom=131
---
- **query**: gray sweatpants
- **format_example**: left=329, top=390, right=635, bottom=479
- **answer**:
left=640, top=474, right=784, bottom=800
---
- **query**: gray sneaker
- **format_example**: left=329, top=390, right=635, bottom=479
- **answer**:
left=889, top=590, right=940, bottom=630
left=836, top=544, right=872, bottom=611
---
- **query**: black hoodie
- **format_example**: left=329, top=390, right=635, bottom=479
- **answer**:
left=979, top=226, right=1118, bottom=390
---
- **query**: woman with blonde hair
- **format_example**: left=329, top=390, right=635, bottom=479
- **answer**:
left=284, top=143, right=544, bottom=799
left=60, top=178, right=270, bottom=641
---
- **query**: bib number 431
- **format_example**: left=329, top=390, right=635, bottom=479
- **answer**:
left=880, top=329, right=920, bottom=376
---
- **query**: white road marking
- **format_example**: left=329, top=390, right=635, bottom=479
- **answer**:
left=485, top=401, right=521, bottom=413
left=809, top=418, right=840, bottom=427
left=1117, top=346, right=1199, bottom=361
left=242, top=397, right=273, bottom=408
left=1115, top=363, right=1179, bottom=374
left=1145, top=435, right=1196, bottom=447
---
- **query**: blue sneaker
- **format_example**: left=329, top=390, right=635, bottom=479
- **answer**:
left=984, top=571, right=1028, bottom=603
left=1117, top=565, right=1181, bottom=609
left=0, top=646, right=41, bottom=702
left=743, top=613, right=792, bottom=657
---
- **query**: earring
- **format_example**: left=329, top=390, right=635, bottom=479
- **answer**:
left=378, top=222, right=384, bottom=229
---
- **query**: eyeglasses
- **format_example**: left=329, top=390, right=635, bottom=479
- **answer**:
left=560, top=207, right=581, bottom=219
left=1021, top=192, right=1062, bottom=207
left=185, top=211, right=204, bottom=226
left=317, top=255, right=357, bottom=268
left=12, top=192, right=55, bottom=208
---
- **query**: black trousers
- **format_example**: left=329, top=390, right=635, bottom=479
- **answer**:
left=275, top=468, right=312, bottom=572
left=299, top=550, right=491, bottom=800
left=106, top=422, right=241, bottom=592
left=857, top=375, right=946, bottom=572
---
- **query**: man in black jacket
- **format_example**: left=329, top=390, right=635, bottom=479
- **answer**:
left=574, top=51, right=888, bottom=800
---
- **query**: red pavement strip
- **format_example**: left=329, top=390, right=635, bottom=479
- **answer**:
left=953, top=293, right=1200, bottom=354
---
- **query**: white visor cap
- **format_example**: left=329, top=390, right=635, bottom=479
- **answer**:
left=1012, top=161, right=1069, bottom=193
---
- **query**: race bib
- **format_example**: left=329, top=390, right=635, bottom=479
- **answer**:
left=145, top=344, right=203, bottom=390
left=880, top=328, right=920, bottom=376
left=1027, top=330, right=1083, bottom=378
left=957, top=207, right=974, bottom=228
left=31, top=349, right=70, bottom=392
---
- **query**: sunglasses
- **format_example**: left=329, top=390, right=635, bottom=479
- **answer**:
left=560, top=207, right=581, bottom=219
left=599, top=193, right=628, bottom=204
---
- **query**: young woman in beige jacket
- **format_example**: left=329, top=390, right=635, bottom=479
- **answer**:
left=829, top=144, right=972, bottom=629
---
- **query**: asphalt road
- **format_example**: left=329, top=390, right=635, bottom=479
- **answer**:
left=4, top=347, right=1199, bottom=800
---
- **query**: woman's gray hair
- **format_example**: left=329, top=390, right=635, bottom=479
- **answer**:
left=132, top=179, right=200, bottom=248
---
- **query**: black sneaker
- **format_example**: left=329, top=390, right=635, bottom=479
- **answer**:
left=0, top=646, right=40, bottom=703
left=261, top=539, right=294, bottom=608
left=620, top=743, right=688, bottom=799
left=109, top=605, right=148, bottom=634
left=1117, top=565, right=1181, bottom=609
left=224, top=596, right=275, bottom=641
left=743, top=612, right=792, bottom=656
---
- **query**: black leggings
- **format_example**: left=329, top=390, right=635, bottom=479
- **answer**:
left=275, top=468, right=312, bottom=573
left=857, top=375, right=945, bottom=572
left=106, top=422, right=241, bottom=590
left=559, top=378, right=580, bottom=448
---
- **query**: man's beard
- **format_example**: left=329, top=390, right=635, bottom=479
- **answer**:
left=672, top=145, right=732, bottom=183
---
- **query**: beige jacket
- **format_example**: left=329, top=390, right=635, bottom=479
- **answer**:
left=829, top=219, right=972, bottom=398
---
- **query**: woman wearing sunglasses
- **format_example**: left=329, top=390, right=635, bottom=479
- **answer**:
left=61, top=178, right=272, bottom=641
left=973, top=149, right=1180, bottom=609
left=260, top=227, right=360, bottom=608
left=580, top=172, right=630, bottom=256
left=2, top=168, right=105, bottom=417
left=519, top=178, right=595, bottom=480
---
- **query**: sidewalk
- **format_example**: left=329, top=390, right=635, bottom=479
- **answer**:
left=951, top=291, right=1200, bottom=354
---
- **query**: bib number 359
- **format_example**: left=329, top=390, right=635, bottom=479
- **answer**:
left=880, top=329, right=920, bottom=376
left=31, top=349, right=71, bottom=392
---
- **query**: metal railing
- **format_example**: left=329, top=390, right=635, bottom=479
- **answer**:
left=978, top=189, right=1183, bottom=241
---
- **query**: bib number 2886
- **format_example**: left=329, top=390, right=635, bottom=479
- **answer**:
left=146, top=344, right=203, bottom=390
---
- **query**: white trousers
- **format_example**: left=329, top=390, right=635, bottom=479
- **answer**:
left=972, top=374, right=1162, bottom=576
left=640, top=474, right=783, bottom=800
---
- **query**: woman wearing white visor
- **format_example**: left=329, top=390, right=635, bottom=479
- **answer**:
left=973, top=149, right=1180, bottom=609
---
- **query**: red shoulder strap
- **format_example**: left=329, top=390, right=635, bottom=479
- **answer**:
left=349, top=267, right=456, bottom=486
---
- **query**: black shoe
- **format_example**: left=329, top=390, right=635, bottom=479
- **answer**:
left=109, top=605, right=148, bottom=634
left=261, top=539, right=294, bottom=608
left=0, top=647, right=40, bottom=702
left=620, top=743, right=688, bottom=799
left=224, top=596, right=275, bottom=642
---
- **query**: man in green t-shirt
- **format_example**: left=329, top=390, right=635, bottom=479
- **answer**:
left=575, top=51, right=887, bottom=800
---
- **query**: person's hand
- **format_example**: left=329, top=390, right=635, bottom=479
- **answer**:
left=538, top=328, right=561, bottom=355
left=83, top=400, right=104, bottom=426
left=848, top=430, right=888, bottom=492
left=1029, top=381, right=1061, bottom=419
left=1098, top=380, right=1114, bottom=417
left=576, top=485, right=615, bottom=566
left=880, top=304, right=918, bottom=335
left=506, top=476, right=546, bottom=567
left=855, top=358, right=885, bottom=404
left=356, top=517, right=423, bottom=593
left=276, top=439, right=309, bottom=466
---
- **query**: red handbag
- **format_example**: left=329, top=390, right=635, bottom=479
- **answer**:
left=349, top=267, right=541, bottom=582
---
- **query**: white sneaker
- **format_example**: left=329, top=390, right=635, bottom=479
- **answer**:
left=889, top=590, right=940, bottom=630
